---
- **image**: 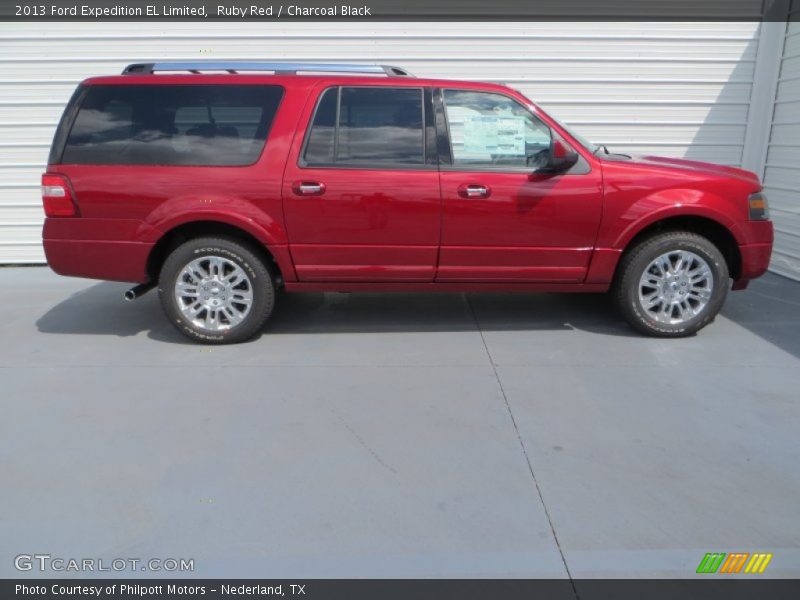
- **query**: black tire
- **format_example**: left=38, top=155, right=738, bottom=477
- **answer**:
left=613, top=231, right=729, bottom=337
left=158, top=236, right=275, bottom=344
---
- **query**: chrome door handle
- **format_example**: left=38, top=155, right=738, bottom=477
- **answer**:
left=457, top=184, right=491, bottom=199
left=293, top=181, right=326, bottom=196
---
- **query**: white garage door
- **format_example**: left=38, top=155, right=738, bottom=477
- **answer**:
left=764, top=5, right=800, bottom=281
left=0, top=21, right=760, bottom=264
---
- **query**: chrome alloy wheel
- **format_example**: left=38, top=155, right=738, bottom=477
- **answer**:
left=637, top=250, right=714, bottom=325
left=174, top=256, right=254, bottom=332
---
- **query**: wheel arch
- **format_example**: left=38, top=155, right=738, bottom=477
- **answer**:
left=615, top=215, right=742, bottom=281
left=146, top=220, right=290, bottom=284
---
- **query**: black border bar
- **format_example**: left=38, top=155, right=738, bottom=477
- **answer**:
left=1, top=0, right=798, bottom=21
left=5, top=579, right=800, bottom=600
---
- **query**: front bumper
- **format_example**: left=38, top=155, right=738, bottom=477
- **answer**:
left=738, top=242, right=773, bottom=280
left=732, top=220, right=773, bottom=289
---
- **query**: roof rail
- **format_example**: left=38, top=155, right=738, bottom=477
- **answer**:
left=122, top=62, right=414, bottom=77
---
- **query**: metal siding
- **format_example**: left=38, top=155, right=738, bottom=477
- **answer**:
left=0, top=21, right=761, bottom=264
left=764, top=3, right=800, bottom=281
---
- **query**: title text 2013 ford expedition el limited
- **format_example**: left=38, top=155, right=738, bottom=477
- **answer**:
left=42, top=62, right=774, bottom=343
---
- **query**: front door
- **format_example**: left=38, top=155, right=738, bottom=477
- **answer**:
left=283, top=85, right=440, bottom=282
left=437, top=88, right=603, bottom=282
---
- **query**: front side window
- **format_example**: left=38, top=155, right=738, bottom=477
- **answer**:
left=61, top=84, right=283, bottom=166
left=443, top=89, right=552, bottom=169
left=303, top=86, right=425, bottom=167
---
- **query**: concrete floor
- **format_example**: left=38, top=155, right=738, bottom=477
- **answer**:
left=1, top=266, right=799, bottom=579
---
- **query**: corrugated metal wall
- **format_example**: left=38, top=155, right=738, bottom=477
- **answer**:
left=764, top=5, right=800, bottom=280
left=0, top=21, right=763, bottom=264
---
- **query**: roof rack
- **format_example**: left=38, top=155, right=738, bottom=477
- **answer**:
left=122, top=62, right=414, bottom=77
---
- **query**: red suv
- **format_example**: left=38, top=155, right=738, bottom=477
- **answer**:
left=42, top=62, right=773, bottom=343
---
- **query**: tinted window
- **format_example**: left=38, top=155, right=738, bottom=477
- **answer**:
left=303, top=88, right=337, bottom=164
left=303, top=87, right=425, bottom=166
left=443, top=90, right=551, bottom=169
left=61, top=85, right=283, bottom=166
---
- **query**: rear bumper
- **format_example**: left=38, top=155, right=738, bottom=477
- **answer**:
left=44, top=239, right=154, bottom=283
left=43, top=218, right=155, bottom=283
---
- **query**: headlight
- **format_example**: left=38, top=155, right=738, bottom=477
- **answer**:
left=748, top=191, right=769, bottom=220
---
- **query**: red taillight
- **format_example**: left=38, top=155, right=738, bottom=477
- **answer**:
left=41, top=173, right=77, bottom=217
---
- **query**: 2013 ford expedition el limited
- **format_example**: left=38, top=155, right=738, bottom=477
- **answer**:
left=42, top=62, right=774, bottom=343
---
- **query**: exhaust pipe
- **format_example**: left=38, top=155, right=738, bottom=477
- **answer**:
left=124, top=282, right=155, bottom=301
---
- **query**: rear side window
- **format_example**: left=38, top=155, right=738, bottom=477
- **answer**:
left=302, top=86, right=425, bottom=167
left=59, top=84, right=283, bottom=166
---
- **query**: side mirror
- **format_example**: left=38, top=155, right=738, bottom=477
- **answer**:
left=538, top=139, right=579, bottom=173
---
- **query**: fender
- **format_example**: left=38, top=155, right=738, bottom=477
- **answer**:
left=587, top=189, right=745, bottom=285
left=611, top=203, right=744, bottom=250
left=142, top=194, right=287, bottom=243
left=138, top=196, right=296, bottom=281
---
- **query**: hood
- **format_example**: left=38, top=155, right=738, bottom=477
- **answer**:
left=608, top=154, right=761, bottom=187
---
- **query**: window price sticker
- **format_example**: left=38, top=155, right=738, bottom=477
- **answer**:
left=463, top=115, right=526, bottom=156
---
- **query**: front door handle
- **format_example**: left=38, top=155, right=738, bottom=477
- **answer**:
left=292, top=181, right=326, bottom=196
left=457, top=184, right=491, bottom=199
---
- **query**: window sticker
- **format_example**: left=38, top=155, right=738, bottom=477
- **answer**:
left=462, top=115, right=526, bottom=156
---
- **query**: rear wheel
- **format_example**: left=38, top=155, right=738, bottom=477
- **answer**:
left=613, top=231, right=729, bottom=337
left=158, top=237, right=275, bottom=344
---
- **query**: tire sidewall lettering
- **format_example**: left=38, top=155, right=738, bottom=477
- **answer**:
left=159, top=238, right=275, bottom=344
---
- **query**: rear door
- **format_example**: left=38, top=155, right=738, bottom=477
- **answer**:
left=436, top=88, right=603, bottom=282
left=282, top=84, right=441, bottom=282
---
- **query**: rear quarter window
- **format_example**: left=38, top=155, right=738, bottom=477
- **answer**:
left=58, top=84, right=283, bottom=166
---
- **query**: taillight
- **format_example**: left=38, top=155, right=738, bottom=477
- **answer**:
left=41, top=173, right=77, bottom=217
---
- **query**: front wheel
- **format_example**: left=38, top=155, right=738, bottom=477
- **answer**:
left=613, top=231, right=729, bottom=337
left=158, top=237, right=275, bottom=344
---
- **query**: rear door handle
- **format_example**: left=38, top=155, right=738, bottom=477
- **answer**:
left=292, top=181, right=326, bottom=196
left=457, top=184, right=491, bottom=199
